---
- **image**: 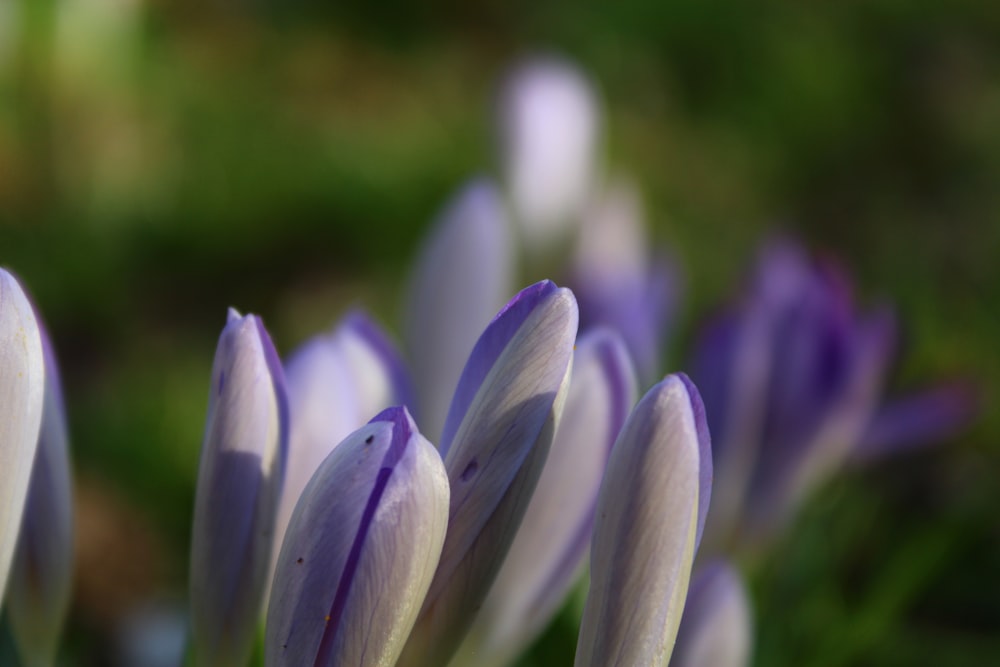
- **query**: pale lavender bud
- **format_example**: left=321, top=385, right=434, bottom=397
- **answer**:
left=405, top=179, right=513, bottom=441
left=189, top=309, right=288, bottom=667
left=451, top=328, right=637, bottom=667
left=399, top=280, right=579, bottom=667
left=575, top=373, right=712, bottom=667
left=7, top=319, right=74, bottom=667
left=498, top=57, right=601, bottom=250
left=671, top=561, right=753, bottom=667
left=265, top=407, right=449, bottom=667
left=0, top=269, right=45, bottom=603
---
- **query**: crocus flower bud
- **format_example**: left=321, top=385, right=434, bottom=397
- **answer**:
left=575, top=373, right=712, bottom=667
left=451, top=328, right=637, bottom=667
left=399, top=280, right=579, bottom=667
left=271, top=311, right=412, bottom=590
left=189, top=309, right=288, bottom=667
left=572, top=179, right=678, bottom=385
left=265, top=407, right=449, bottom=667
left=671, top=561, right=752, bottom=667
left=0, top=269, right=45, bottom=602
left=692, top=239, right=898, bottom=553
left=8, top=319, right=73, bottom=667
left=405, top=179, right=513, bottom=441
left=497, top=57, right=601, bottom=251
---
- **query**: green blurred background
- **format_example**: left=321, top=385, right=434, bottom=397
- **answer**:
left=1, top=0, right=998, bottom=664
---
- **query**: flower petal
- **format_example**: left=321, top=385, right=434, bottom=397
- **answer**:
left=575, top=373, right=706, bottom=667
left=399, top=281, right=579, bottom=667
left=405, top=179, right=513, bottom=441
left=498, top=57, right=601, bottom=250
left=852, top=383, right=978, bottom=464
left=189, top=309, right=288, bottom=667
left=671, top=561, right=752, bottom=667
left=265, top=407, right=449, bottom=667
left=0, top=269, right=45, bottom=602
left=451, top=328, right=637, bottom=667
left=7, top=317, right=74, bottom=666
left=271, top=310, right=412, bottom=594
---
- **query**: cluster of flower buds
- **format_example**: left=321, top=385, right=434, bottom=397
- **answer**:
left=186, top=279, right=713, bottom=667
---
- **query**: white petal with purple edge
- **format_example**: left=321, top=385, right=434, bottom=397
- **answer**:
left=0, top=269, right=45, bottom=603
left=189, top=309, right=288, bottom=667
left=575, top=373, right=708, bottom=667
left=8, top=321, right=74, bottom=666
left=399, top=281, right=579, bottom=667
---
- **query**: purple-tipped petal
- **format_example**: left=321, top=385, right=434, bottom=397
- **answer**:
left=405, top=179, right=514, bottom=441
left=452, top=329, right=637, bottom=667
left=189, top=309, right=288, bottom=667
left=572, top=180, right=679, bottom=384
left=399, top=282, right=579, bottom=667
left=0, top=269, right=45, bottom=602
left=7, top=320, right=73, bottom=666
left=671, top=561, right=752, bottom=667
left=271, top=311, right=413, bottom=592
left=497, top=57, right=601, bottom=249
left=575, top=374, right=706, bottom=667
left=852, top=383, right=978, bottom=464
left=265, top=407, right=449, bottom=667
left=677, top=373, right=713, bottom=553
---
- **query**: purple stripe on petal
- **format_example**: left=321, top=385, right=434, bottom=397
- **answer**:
left=314, top=409, right=414, bottom=666
left=439, top=280, right=558, bottom=457
left=677, top=372, right=713, bottom=552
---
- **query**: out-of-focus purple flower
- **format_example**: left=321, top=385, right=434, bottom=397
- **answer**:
left=398, top=280, right=579, bottom=667
left=265, top=407, right=449, bottom=667
left=0, top=269, right=45, bottom=603
left=851, top=382, right=978, bottom=464
left=574, top=373, right=712, bottom=667
left=497, top=57, right=601, bottom=251
left=7, top=316, right=74, bottom=667
left=671, top=560, right=752, bottom=667
left=405, top=179, right=513, bottom=441
left=691, top=239, right=973, bottom=555
left=189, top=309, right=288, bottom=667
left=451, top=328, right=637, bottom=667
left=571, top=178, right=679, bottom=385
left=270, top=310, right=411, bottom=590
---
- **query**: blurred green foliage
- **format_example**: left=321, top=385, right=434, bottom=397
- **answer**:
left=1, top=0, right=998, bottom=664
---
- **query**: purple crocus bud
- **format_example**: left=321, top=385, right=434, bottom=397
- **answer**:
left=265, top=407, right=449, bottom=667
left=0, top=269, right=45, bottom=602
left=451, top=328, right=637, bottom=667
left=497, top=57, right=601, bottom=251
left=189, top=309, right=288, bottom=667
left=574, top=373, right=712, bottom=667
left=7, top=318, right=73, bottom=667
left=671, top=561, right=752, bottom=667
left=270, top=311, right=412, bottom=592
left=571, top=178, right=679, bottom=385
left=693, top=239, right=897, bottom=553
left=405, top=179, right=513, bottom=441
left=398, top=280, right=579, bottom=667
